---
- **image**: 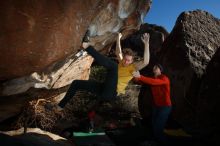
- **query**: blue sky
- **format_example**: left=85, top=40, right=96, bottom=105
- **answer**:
left=144, top=0, right=220, bottom=32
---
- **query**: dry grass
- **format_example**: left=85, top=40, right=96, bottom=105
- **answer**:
left=13, top=91, right=96, bottom=133
left=14, top=98, right=61, bottom=132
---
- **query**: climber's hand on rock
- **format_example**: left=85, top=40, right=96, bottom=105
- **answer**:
left=82, top=42, right=90, bottom=49
left=141, top=33, right=150, bottom=45
left=117, top=32, right=122, bottom=40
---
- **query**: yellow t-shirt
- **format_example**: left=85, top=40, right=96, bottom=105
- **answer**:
left=117, top=61, right=136, bottom=94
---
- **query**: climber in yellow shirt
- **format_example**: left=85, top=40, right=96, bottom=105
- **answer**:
left=116, top=32, right=150, bottom=94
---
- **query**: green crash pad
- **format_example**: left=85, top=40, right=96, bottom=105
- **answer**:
left=73, top=132, right=105, bottom=137
left=73, top=131, right=115, bottom=146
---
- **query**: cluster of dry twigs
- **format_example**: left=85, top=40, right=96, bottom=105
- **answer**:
left=13, top=91, right=95, bottom=133
left=14, top=98, right=61, bottom=132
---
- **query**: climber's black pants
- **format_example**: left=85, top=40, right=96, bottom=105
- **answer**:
left=59, top=46, right=118, bottom=108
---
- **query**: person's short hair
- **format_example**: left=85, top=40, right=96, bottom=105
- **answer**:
left=123, top=48, right=134, bottom=57
left=155, top=64, right=164, bottom=72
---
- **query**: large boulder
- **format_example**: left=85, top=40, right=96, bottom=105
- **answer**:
left=159, top=10, right=220, bottom=136
left=0, top=0, right=151, bottom=96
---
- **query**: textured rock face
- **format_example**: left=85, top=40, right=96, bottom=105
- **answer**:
left=160, top=10, right=220, bottom=135
left=0, top=0, right=97, bottom=80
left=161, top=10, right=220, bottom=77
left=0, top=0, right=152, bottom=122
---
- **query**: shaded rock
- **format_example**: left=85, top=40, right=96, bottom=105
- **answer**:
left=195, top=47, right=220, bottom=136
left=0, top=133, right=22, bottom=146
left=123, top=23, right=169, bottom=56
left=159, top=10, right=220, bottom=136
left=0, top=94, right=26, bottom=123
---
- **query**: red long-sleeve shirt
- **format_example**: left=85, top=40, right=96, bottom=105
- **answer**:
left=137, top=74, right=172, bottom=106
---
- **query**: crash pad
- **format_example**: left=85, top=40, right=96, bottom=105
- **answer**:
left=73, top=131, right=115, bottom=146
left=73, top=132, right=105, bottom=137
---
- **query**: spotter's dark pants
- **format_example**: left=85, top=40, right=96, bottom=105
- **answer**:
left=152, top=106, right=172, bottom=143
